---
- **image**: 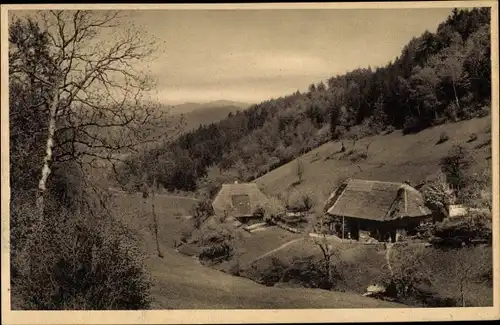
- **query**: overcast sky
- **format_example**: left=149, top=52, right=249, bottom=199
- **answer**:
left=11, top=8, right=454, bottom=105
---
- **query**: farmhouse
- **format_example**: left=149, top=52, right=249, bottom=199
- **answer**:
left=323, top=178, right=433, bottom=242
left=212, top=182, right=271, bottom=224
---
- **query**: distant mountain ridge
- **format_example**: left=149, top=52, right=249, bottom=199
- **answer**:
left=169, top=100, right=251, bottom=115
left=168, top=100, right=251, bottom=132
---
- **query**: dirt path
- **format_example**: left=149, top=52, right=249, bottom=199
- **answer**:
left=248, top=238, right=304, bottom=265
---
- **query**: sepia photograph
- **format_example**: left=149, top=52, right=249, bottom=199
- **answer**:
left=1, top=1, right=498, bottom=324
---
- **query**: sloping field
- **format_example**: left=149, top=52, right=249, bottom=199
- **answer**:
left=232, top=226, right=302, bottom=266
left=255, top=117, right=491, bottom=201
left=246, top=238, right=493, bottom=307
left=109, top=193, right=403, bottom=309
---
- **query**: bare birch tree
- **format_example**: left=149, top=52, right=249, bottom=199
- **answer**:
left=9, top=10, right=167, bottom=220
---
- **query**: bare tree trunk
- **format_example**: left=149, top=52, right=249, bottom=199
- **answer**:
left=452, top=80, right=461, bottom=112
left=36, top=81, right=60, bottom=220
left=385, top=243, right=394, bottom=277
left=151, top=176, right=163, bottom=258
left=326, top=256, right=332, bottom=285
left=460, top=279, right=466, bottom=307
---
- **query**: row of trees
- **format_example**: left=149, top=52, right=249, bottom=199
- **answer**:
left=118, top=7, right=491, bottom=195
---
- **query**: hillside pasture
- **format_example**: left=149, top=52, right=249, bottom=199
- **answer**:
left=242, top=237, right=493, bottom=307
left=109, top=192, right=403, bottom=309
left=256, top=117, right=491, bottom=201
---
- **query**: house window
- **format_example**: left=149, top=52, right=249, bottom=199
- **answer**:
left=231, top=194, right=251, bottom=215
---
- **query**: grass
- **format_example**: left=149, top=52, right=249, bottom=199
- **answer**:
left=244, top=238, right=493, bottom=307
left=110, top=193, right=403, bottom=309
left=108, top=116, right=493, bottom=309
left=231, top=226, right=302, bottom=266
left=255, top=117, right=492, bottom=200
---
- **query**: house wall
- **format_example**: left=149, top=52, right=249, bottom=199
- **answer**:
left=328, top=214, right=433, bottom=242
left=235, top=215, right=263, bottom=225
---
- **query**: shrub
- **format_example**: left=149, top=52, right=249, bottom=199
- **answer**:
left=190, top=199, right=214, bottom=228
left=384, top=125, right=396, bottom=134
left=253, top=257, right=288, bottom=286
left=403, top=116, right=426, bottom=134
left=467, top=133, right=478, bottom=143
left=458, top=167, right=492, bottom=208
left=349, top=151, right=368, bottom=162
left=382, top=245, right=432, bottom=301
left=253, top=205, right=266, bottom=219
left=286, top=191, right=314, bottom=213
left=11, top=199, right=152, bottom=310
left=197, top=226, right=235, bottom=264
left=259, top=197, right=286, bottom=225
left=436, top=132, right=450, bottom=145
left=332, top=126, right=346, bottom=140
left=199, top=242, right=233, bottom=264
left=422, top=172, right=456, bottom=210
left=440, top=145, right=475, bottom=190
left=477, top=106, right=490, bottom=118
left=429, top=210, right=492, bottom=246
left=281, top=256, right=336, bottom=290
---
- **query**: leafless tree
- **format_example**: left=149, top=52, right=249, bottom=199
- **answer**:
left=296, top=159, right=304, bottom=184
left=384, top=245, right=433, bottom=299
left=308, top=217, right=341, bottom=284
left=449, top=247, right=491, bottom=307
left=9, top=10, right=170, bottom=221
left=149, top=176, right=163, bottom=258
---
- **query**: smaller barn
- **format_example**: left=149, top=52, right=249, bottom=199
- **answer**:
left=324, top=179, right=433, bottom=242
left=211, top=182, right=271, bottom=224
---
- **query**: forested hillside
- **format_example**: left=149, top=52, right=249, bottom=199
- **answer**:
left=117, top=8, right=491, bottom=195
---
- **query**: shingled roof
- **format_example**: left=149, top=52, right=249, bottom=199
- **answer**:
left=212, top=183, right=271, bottom=218
left=325, top=179, right=432, bottom=222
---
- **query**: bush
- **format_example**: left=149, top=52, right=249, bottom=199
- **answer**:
left=440, top=145, right=475, bottom=190
left=199, top=242, right=233, bottom=264
left=252, top=257, right=288, bottom=286
left=382, top=245, right=432, bottom=301
left=476, top=106, right=490, bottom=118
left=403, top=116, right=426, bottom=134
left=349, top=151, right=368, bottom=162
left=257, top=197, right=286, bottom=225
left=332, top=126, right=346, bottom=140
left=286, top=191, right=314, bottom=213
left=436, top=132, right=450, bottom=145
left=430, top=210, right=492, bottom=245
left=467, top=133, right=478, bottom=143
left=250, top=255, right=341, bottom=290
left=282, top=256, right=338, bottom=290
left=11, top=198, right=152, bottom=310
left=197, top=226, right=235, bottom=264
left=384, top=125, right=396, bottom=134
left=421, top=172, right=456, bottom=210
left=190, top=199, right=214, bottom=228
